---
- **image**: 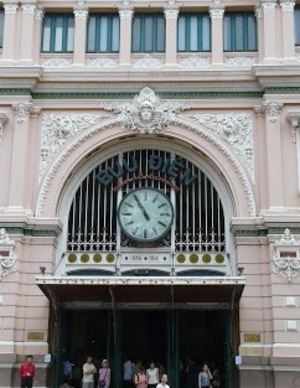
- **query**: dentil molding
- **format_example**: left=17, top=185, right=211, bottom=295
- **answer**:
left=0, top=228, right=17, bottom=280
left=272, top=229, right=300, bottom=282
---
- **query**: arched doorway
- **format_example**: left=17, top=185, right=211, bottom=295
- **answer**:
left=39, top=140, right=245, bottom=388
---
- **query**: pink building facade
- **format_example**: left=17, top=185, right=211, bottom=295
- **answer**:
left=1, top=0, right=300, bottom=387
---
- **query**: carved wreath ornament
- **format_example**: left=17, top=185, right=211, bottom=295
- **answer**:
left=272, top=229, right=300, bottom=282
left=0, top=228, right=17, bottom=280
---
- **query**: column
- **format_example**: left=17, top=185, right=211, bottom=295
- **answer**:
left=2, top=3, right=18, bottom=63
left=255, top=6, right=264, bottom=63
left=19, top=3, right=36, bottom=63
left=280, top=0, right=296, bottom=62
left=7, top=103, right=32, bottom=214
left=261, top=0, right=278, bottom=63
left=209, top=6, right=224, bottom=66
left=263, top=101, right=284, bottom=209
left=164, top=8, right=179, bottom=66
left=119, top=9, right=133, bottom=66
left=73, top=4, right=88, bottom=66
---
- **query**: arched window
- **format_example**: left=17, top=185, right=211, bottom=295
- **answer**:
left=65, top=149, right=228, bottom=275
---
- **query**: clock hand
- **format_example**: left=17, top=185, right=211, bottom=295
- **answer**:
left=133, top=194, right=150, bottom=221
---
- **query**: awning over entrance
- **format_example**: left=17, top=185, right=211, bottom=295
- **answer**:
left=36, top=276, right=245, bottom=309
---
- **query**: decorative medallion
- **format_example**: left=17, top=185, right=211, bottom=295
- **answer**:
left=0, top=228, right=17, bottom=280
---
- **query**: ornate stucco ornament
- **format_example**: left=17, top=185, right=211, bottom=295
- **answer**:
left=0, top=228, right=17, bottom=280
left=103, top=87, right=189, bottom=134
left=184, top=113, right=254, bottom=180
left=0, top=113, right=8, bottom=145
left=40, top=113, right=111, bottom=175
left=272, top=228, right=300, bottom=282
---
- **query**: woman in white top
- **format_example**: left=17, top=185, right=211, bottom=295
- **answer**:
left=156, top=374, right=170, bottom=388
left=146, top=362, right=159, bottom=388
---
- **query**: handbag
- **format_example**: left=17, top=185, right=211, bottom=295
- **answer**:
left=99, top=369, right=108, bottom=388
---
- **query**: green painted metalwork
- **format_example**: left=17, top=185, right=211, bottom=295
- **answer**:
left=177, top=13, right=211, bottom=52
left=224, top=12, right=257, bottom=52
left=87, top=14, right=120, bottom=53
left=132, top=14, right=165, bottom=53
left=41, top=13, right=74, bottom=53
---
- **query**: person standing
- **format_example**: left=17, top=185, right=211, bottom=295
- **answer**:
left=20, top=355, right=36, bottom=388
left=124, top=357, right=134, bottom=388
left=146, top=362, right=159, bottom=388
left=198, top=364, right=213, bottom=388
left=98, top=359, right=111, bottom=388
left=134, top=366, right=147, bottom=388
left=156, top=374, right=170, bottom=388
left=82, top=356, right=97, bottom=388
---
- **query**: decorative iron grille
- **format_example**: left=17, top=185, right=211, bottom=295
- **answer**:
left=67, top=149, right=225, bottom=253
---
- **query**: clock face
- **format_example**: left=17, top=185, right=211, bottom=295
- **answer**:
left=118, top=187, right=174, bottom=243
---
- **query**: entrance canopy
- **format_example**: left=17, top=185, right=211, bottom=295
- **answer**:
left=36, top=276, right=245, bottom=309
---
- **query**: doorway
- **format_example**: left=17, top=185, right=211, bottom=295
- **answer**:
left=57, top=309, right=231, bottom=388
left=122, top=310, right=168, bottom=365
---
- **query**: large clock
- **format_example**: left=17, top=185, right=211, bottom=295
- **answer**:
left=118, top=187, right=174, bottom=243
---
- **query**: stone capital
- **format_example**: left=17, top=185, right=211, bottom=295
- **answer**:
left=13, top=103, right=33, bottom=125
left=35, top=8, right=44, bottom=20
left=164, top=8, right=179, bottom=20
left=280, top=0, right=296, bottom=12
left=263, top=101, right=283, bottom=123
left=209, top=7, right=225, bottom=19
left=119, top=8, right=134, bottom=20
left=261, top=0, right=277, bottom=13
left=255, top=6, right=263, bottom=19
left=0, top=112, right=8, bottom=145
left=3, top=3, right=18, bottom=15
left=21, top=3, right=36, bottom=15
left=287, top=110, right=300, bottom=142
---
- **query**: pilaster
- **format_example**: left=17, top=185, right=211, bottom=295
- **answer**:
left=263, top=101, right=284, bottom=210
left=280, top=0, right=296, bottom=62
left=73, top=2, right=88, bottom=67
left=286, top=111, right=300, bottom=194
left=164, top=8, right=179, bottom=66
left=19, top=3, right=37, bottom=64
left=255, top=5, right=264, bottom=63
left=209, top=5, right=225, bottom=66
left=7, top=103, right=33, bottom=215
left=261, top=0, right=278, bottom=63
left=2, top=2, right=18, bottom=63
left=119, top=8, right=133, bottom=66
left=33, top=8, right=44, bottom=63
